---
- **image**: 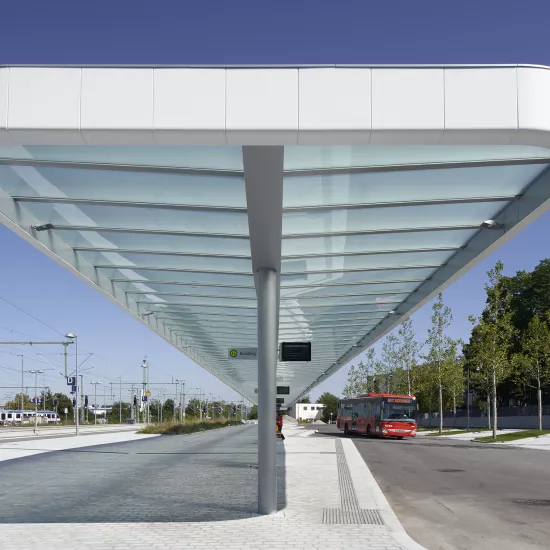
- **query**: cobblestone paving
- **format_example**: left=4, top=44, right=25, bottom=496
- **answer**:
left=0, top=425, right=261, bottom=523
left=0, top=424, right=412, bottom=549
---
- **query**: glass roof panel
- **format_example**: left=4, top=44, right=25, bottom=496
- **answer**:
left=280, top=294, right=405, bottom=308
left=281, top=229, right=476, bottom=256
left=280, top=281, right=420, bottom=298
left=78, top=250, right=252, bottom=273
left=281, top=250, right=454, bottom=274
left=117, top=282, right=257, bottom=299
left=279, top=303, right=394, bottom=316
left=283, top=145, right=550, bottom=170
left=20, top=201, right=248, bottom=235
left=138, top=295, right=257, bottom=308
left=280, top=267, right=438, bottom=286
left=58, top=231, right=250, bottom=256
left=0, top=145, right=244, bottom=170
left=282, top=201, right=510, bottom=236
left=0, top=165, right=246, bottom=207
left=283, top=164, right=546, bottom=207
left=102, top=268, right=254, bottom=287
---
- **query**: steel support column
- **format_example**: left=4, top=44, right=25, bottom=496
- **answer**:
left=257, top=267, right=278, bottom=515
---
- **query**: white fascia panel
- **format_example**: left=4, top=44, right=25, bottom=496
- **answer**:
left=371, top=68, right=444, bottom=145
left=154, top=68, right=226, bottom=145
left=515, top=67, right=550, bottom=149
left=298, top=68, right=371, bottom=145
left=226, top=69, right=298, bottom=145
left=8, top=68, right=84, bottom=145
left=443, top=67, right=518, bottom=145
left=81, top=68, right=155, bottom=145
left=0, top=68, right=12, bottom=145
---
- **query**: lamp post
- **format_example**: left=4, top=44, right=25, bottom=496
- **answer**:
left=28, top=370, right=44, bottom=434
left=91, top=381, right=100, bottom=426
left=65, top=333, right=79, bottom=435
left=196, top=387, right=202, bottom=421
left=118, top=377, right=122, bottom=424
left=175, top=379, right=182, bottom=423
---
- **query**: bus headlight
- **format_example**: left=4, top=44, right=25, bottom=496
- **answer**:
left=381, top=428, right=387, bottom=434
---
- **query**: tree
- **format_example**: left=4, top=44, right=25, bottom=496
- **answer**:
left=249, top=404, right=258, bottom=420
left=163, top=398, right=175, bottom=419
left=317, top=392, right=339, bottom=423
left=298, top=395, right=311, bottom=404
left=424, top=293, right=454, bottom=434
left=468, top=261, right=516, bottom=439
left=343, top=349, right=381, bottom=397
left=514, top=313, right=550, bottom=430
left=380, top=334, right=399, bottom=393
left=396, top=318, right=420, bottom=396
left=185, top=398, right=201, bottom=418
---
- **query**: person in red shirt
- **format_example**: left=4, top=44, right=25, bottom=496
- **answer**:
left=276, top=411, right=285, bottom=440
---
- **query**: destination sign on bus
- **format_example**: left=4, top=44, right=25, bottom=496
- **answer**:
left=386, top=398, right=414, bottom=404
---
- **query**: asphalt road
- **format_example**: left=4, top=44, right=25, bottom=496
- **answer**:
left=0, top=424, right=281, bottom=523
left=313, top=425, right=550, bottom=550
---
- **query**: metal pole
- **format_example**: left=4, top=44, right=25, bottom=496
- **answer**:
left=75, top=336, right=79, bottom=436
left=63, top=342, right=68, bottom=377
left=34, top=371, right=38, bottom=434
left=94, top=384, right=97, bottom=426
left=20, top=356, right=24, bottom=412
left=182, top=383, right=185, bottom=420
left=79, top=374, right=84, bottom=425
left=179, top=382, right=183, bottom=423
left=257, top=268, right=277, bottom=515
left=119, top=377, right=122, bottom=424
left=467, top=365, right=470, bottom=430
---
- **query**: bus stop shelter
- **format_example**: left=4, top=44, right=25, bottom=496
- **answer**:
left=1, top=64, right=550, bottom=513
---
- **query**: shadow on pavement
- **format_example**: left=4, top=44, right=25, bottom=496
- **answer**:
left=0, top=424, right=287, bottom=523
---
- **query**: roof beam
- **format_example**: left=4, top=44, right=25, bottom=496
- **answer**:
left=75, top=247, right=251, bottom=259
left=283, top=196, right=513, bottom=213
left=0, top=158, right=244, bottom=177
left=14, top=196, right=247, bottom=213
left=283, top=156, right=550, bottom=178
left=282, top=225, right=481, bottom=239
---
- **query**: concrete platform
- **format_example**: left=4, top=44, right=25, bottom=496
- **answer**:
left=0, top=423, right=424, bottom=549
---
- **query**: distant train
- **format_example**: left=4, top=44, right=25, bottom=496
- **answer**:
left=0, top=409, right=61, bottom=426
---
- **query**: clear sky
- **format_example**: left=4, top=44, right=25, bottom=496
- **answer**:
left=0, top=0, right=549, bottom=406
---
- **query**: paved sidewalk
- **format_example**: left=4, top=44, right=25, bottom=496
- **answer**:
left=0, top=429, right=158, bottom=462
left=0, top=424, right=424, bottom=549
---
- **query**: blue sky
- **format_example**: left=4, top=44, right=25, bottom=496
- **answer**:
left=1, top=0, right=549, bottom=405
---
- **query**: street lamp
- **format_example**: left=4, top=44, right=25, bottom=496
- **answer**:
left=28, top=369, right=44, bottom=434
left=65, top=333, right=79, bottom=435
left=91, top=381, right=100, bottom=426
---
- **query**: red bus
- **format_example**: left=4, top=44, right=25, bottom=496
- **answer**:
left=337, top=393, right=417, bottom=439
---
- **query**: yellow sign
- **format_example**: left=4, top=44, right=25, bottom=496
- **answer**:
left=229, top=349, right=238, bottom=358
left=145, top=390, right=151, bottom=397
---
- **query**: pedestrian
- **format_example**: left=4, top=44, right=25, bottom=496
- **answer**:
left=276, top=410, right=285, bottom=440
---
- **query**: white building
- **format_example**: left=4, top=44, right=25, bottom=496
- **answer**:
left=290, top=403, right=325, bottom=421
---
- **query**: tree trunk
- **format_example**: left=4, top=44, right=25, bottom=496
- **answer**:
left=438, top=380, right=443, bottom=434
left=538, top=382, right=542, bottom=432
left=487, top=394, right=491, bottom=430
left=492, top=367, right=497, bottom=439
left=453, top=395, right=456, bottom=428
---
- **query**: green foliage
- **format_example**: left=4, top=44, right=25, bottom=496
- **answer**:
left=138, top=419, right=242, bottom=435
left=468, top=261, right=516, bottom=438
left=248, top=404, right=258, bottom=420
left=298, top=395, right=311, bottom=404
left=474, top=429, right=550, bottom=443
left=317, top=392, right=338, bottom=422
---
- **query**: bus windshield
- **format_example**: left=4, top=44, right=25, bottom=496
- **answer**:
left=382, top=399, right=417, bottom=422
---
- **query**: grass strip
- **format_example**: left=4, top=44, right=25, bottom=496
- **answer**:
left=429, top=428, right=492, bottom=437
left=474, top=429, right=550, bottom=443
left=138, top=419, right=242, bottom=435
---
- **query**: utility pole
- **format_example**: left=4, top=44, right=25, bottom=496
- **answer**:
left=181, top=382, right=185, bottom=422
left=91, top=381, right=100, bottom=426
left=79, top=374, right=85, bottom=424
left=63, top=342, right=69, bottom=377
left=119, top=377, right=122, bottom=424
left=20, top=355, right=24, bottom=411
left=28, top=369, right=44, bottom=434
left=141, top=358, right=148, bottom=424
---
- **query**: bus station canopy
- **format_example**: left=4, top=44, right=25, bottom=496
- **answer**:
left=1, top=64, right=550, bottom=406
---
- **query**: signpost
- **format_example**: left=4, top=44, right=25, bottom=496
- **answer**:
left=228, top=347, right=258, bottom=360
